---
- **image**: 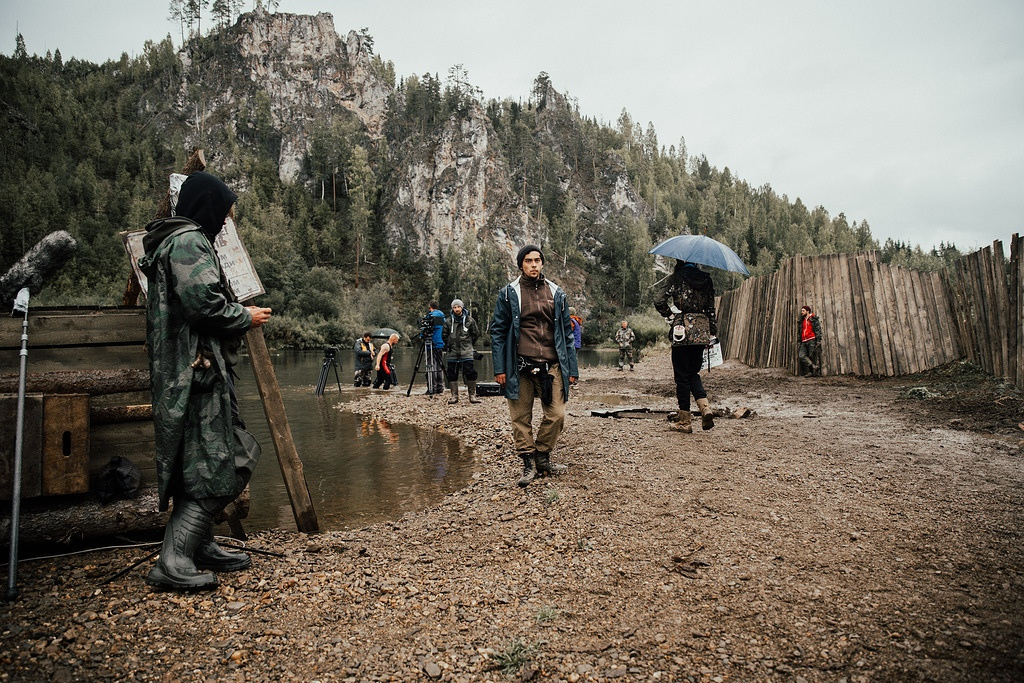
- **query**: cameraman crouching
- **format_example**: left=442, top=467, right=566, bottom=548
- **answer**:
left=426, top=300, right=446, bottom=394
left=443, top=299, right=481, bottom=404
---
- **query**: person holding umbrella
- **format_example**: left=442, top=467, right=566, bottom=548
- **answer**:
left=654, top=260, right=718, bottom=433
left=650, top=234, right=749, bottom=433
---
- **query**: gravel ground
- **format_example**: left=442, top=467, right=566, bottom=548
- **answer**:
left=2, top=352, right=1022, bottom=682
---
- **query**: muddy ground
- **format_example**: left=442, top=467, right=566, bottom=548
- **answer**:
left=2, top=351, right=1022, bottom=682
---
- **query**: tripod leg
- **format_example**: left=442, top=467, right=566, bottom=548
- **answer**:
left=332, top=359, right=342, bottom=392
left=406, top=343, right=425, bottom=397
left=315, top=359, right=329, bottom=396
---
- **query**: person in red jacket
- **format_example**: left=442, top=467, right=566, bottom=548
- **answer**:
left=798, top=305, right=823, bottom=376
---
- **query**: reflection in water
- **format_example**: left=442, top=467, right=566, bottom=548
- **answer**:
left=232, top=346, right=624, bottom=532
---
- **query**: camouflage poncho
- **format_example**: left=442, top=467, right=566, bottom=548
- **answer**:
left=138, top=218, right=252, bottom=510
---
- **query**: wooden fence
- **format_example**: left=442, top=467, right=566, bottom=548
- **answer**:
left=717, top=234, right=1023, bottom=388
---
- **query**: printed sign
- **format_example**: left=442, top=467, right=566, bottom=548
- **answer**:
left=122, top=217, right=265, bottom=303
left=700, top=337, right=724, bottom=372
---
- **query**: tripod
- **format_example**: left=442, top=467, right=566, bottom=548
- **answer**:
left=315, top=346, right=342, bottom=396
left=406, top=337, right=444, bottom=397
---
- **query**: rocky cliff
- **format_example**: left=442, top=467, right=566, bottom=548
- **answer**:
left=387, top=100, right=534, bottom=258
left=179, top=10, right=391, bottom=183
left=173, top=10, right=649, bottom=267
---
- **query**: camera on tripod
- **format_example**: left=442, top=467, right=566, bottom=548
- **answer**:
left=417, top=315, right=435, bottom=340
left=315, top=346, right=341, bottom=395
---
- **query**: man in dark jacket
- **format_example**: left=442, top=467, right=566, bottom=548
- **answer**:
left=491, top=245, right=578, bottom=487
left=443, top=299, right=481, bottom=404
left=798, top=305, right=823, bottom=376
left=138, top=171, right=271, bottom=591
left=353, top=332, right=375, bottom=387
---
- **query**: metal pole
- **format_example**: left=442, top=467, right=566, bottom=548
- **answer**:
left=6, top=288, right=30, bottom=602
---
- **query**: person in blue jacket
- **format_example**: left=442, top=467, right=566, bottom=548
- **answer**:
left=426, top=300, right=446, bottom=394
left=491, top=245, right=578, bottom=487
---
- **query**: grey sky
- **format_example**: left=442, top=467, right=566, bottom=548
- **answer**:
left=4, top=0, right=1022, bottom=253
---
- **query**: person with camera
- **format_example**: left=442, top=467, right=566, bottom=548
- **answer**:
left=372, top=333, right=400, bottom=390
left=491, top=245, right=578, bottom=488
left=353, top=332, right=375, bottom=387
left=425, top=300, right=447, bottom=394
left=443, top=298, right=482, bottom=404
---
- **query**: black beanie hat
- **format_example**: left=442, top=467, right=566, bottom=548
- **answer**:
left=176, top=171, right=237, bottom=239
left=516, top=244, right=544, bottom=269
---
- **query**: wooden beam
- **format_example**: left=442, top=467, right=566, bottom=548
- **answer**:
left=0, top=369, right=150, bottom=395
left=244, top=327, right=319, bottom=534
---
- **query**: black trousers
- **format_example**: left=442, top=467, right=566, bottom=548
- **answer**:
left=671, top=344, right=707, bottom=411
left=446, top=359, right=478, bottom=382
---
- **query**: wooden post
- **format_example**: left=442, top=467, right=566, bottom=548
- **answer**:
left=245, top=327, right=320, bottom=533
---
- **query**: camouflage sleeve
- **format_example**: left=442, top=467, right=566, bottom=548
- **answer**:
left=168, top=231, right=251, bottom=335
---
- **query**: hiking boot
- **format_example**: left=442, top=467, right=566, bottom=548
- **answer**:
left=671, top=409, right=693, bottom=433
left=534, top=451, right=567, bottom=476
left=516, top=454, right=536, bottom=488
left=697, top=398, right=715, bottom=430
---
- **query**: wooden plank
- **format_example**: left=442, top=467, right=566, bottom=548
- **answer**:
left=767, top=259, right=788, bottom=368
left=812, top=254, right=830, bottom=375
left=837, top=255, right=859, bottom=374
left=911, top=270, right=939, bottom=371
left=883, top=264, right=908, bottom=375
left=0, top=345, right=150, bottom=375
left=41, top=394, right=90, bottom=496
left=887, top=265, right=912, bottom=374
left=88, top=420, right=156, bottom=474
left=951, top=258, right=979, bottom=365
left=903, top=265, right=928, bottom=373
left=988, top=241, right=1009, bottom=378
left=937, top=271, right=963, bottom=362
left=0, top=307, right=146, bottom=350
left=1011, top=235, right=1023, bottom=387
left=91, top=404, right=153, bottom=425
left=926, top=272, right=955, bottom=364
left=246, top=327, right=320, bottom=534
left=857, top=255, right=884, bottom=375
left=968, top=250, right=994, bottom=374
left=870, top=258, right=895, bottom=376
left=792, top=256, right=804, bottom=374
left=0, top=394, right=43, bottom=501
left=0, top=369, right=150, bottom=395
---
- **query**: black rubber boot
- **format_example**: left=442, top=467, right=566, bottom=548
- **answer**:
left=516, top=454, right=536, bottom=488
left=534, top=451, right=567, bottom=476
left=194, top=527, right=251, bottom=572
left=146, top=500, right=218, bottom=591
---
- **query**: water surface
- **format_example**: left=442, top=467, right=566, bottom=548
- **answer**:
left=234, top=346, right=622, bottom=531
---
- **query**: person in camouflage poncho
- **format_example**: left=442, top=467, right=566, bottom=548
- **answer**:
left=138, top=172, right=272, bottom=590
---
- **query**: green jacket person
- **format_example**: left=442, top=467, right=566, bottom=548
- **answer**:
left=138, top=171, right=271, bottom=590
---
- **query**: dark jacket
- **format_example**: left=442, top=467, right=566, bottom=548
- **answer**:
left=443, top=312, right=479, bottom=360
left=354, top=338, right=375, bottom=370
left=654, top=263, right=718, bottom=337
left=491, top=275, right=578, bottom=401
